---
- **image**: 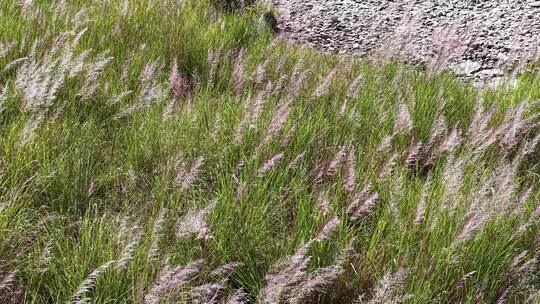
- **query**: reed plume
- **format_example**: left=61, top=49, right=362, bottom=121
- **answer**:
left=343, top=145, right=357, bottom=191
left=313, top=68, right=336, bottom=98
left=176, top=201, right=216, bottom=241
left=258, top=152, right=284, bottom=175
left=148, top=208, right=168, bottom=262
left=258, top=242, right=311, bottom=304
left=144, top=259, right=204, bottom=303
left=70, top=261, right=115, bottom=303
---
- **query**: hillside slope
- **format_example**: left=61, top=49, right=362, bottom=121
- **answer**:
left=1, top=1, right=540, bottom=303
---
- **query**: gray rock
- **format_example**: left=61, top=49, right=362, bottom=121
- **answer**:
left=479, top=68, right=504, bottom=77
left=268, top=0, right=540, bottom=81
left=454, top=60, right=482, bottom=75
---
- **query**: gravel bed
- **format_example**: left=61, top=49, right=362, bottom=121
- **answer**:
left=267, top=0, right=540, bottom=83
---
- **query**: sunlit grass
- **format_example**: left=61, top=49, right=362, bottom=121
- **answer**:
left=1, top=0, right=540, bottom=303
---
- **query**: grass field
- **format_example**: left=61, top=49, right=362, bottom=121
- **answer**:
left=2, top=0, right=540, bottom=303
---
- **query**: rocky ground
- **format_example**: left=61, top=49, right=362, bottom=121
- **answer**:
left=266, top=0, right=540, bottom=84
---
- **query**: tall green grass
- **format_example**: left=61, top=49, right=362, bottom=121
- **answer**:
left=2, top=0, right=540, bottom=303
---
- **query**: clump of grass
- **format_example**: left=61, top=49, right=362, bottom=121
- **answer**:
left=2, top=0, right=540, bottom=303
